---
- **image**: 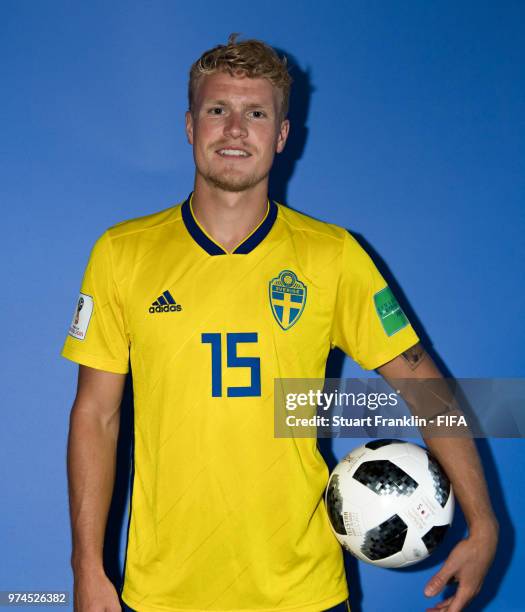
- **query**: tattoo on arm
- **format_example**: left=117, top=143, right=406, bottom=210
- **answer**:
left=401, top=343, right=426, bottom=370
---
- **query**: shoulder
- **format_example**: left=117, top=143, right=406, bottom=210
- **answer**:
left=104, top=200, right=184, bottom=243
left=276, top=203, right=368, bottom=258
left=276, top=203, right=348, bottom=244
left=276, top=203, right=375, bottom=274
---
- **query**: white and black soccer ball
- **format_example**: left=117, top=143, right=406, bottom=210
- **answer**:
left=325, top=439, right=454, bottom=568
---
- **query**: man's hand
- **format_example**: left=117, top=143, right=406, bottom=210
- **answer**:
left=424, top=520, right=498, bottom=612
left=73, top=566, right=122, bottom=612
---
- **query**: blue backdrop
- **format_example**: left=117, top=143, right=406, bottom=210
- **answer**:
left=1, top=1, right=523, bottom=610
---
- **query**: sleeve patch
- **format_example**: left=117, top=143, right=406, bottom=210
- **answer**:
left=68, top=293, right=94, bottom=340
left=373, top=287, right=409, bottom=337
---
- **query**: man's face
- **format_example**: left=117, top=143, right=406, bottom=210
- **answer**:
left=185, top=71, right=290, bottom=193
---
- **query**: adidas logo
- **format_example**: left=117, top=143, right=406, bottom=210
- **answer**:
left=149, top=290, right=182, bottom=313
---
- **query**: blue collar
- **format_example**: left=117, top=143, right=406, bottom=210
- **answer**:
left=181, top=192, right=278, bottom=255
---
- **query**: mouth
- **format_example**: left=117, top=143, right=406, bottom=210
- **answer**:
left=216, top=148, right=251, bottom=159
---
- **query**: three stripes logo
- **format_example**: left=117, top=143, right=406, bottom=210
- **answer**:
left=149, top=290, right=182, bottom=313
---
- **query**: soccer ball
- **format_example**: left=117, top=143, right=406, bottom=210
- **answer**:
left=325, top=439, right=454, bottom=568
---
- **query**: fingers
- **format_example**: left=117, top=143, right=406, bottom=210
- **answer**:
left=426, top=586, right=477, bottom=612
left=425, top=567, right=455, bottom=597
left=425, top=595, right=454, bottom=611
left=447, top=585, right=476, bottom=612
left=434, top=596, right=454, bottom=608
left=424, top=536, right=490, bottom=611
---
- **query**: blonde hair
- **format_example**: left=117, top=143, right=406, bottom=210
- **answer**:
left=188, top=33, right=293, bottom=120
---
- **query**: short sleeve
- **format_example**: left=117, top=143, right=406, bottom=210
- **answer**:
left=330, top=231, right=420, bottom=370
left=61, top=231, right=130, bottom=374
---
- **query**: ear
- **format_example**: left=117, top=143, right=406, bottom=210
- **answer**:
left=276, top=118, right=290, bottom=154
left=185, top=110, right=194, bottom=145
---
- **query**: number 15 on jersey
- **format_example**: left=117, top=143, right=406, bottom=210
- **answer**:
left=201, top=332, right=261, bottom=398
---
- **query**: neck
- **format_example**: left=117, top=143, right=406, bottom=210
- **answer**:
left=190, top=176, right=270, bottom=253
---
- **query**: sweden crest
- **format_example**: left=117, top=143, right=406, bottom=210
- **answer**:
left=269, top=270, right=307, bottom=330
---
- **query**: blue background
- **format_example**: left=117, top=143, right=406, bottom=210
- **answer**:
left=1, top=1, right=523, bottom=610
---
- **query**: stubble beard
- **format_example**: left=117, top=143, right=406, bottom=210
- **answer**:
left=198, top=165, right=269, bottom=193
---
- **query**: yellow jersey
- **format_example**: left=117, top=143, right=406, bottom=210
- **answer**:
left=61, top=193, right=419, bottom=612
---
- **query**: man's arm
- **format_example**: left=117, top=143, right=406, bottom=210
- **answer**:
left=67, top=364, right=126, bottom=612
left=377, top=343, right=499, bottom=612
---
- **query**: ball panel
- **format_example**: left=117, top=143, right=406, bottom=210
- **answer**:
left=361, top=513, right=408, bottom=561
left=364, top=439, right=404, bottom=450
left=353, top=460, right=419, bottom=497
left=422, top=524, right=450, bottom=554
left=426, top=452, right=451, bottom=507
left=326, top=474, right=346, bottom=535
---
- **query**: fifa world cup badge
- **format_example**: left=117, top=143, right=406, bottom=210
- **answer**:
left=74, top=296, right=84, bottom=324
left=68, top=293, right=94, bottom=340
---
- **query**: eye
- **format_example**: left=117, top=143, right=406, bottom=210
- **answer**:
left=250, top=110, right=266, bottom=119
left=208, top=107, right=224, bottom=115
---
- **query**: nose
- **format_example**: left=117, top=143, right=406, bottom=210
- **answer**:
left=224, top=110, right=248, bottom=139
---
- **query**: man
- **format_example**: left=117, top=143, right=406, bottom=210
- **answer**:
left=63, top=34, right=498, bottom=612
